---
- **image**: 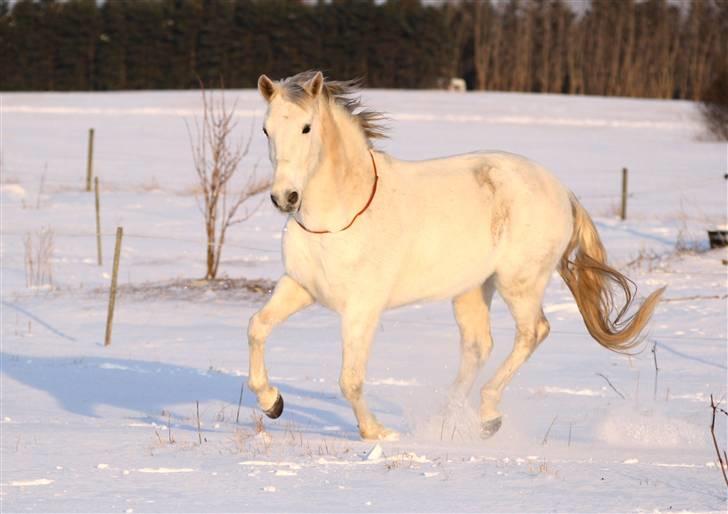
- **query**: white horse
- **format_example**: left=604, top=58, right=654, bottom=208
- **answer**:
left=248, top=71, right=664, bottom=441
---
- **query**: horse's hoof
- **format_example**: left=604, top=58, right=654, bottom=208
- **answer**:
left=377, top=429, right=400, bottom=442
left=359, top=425, right=400, bottom=441
left=481, top=416, right=502, bottom=439
left=263, top=393, right=284, bottom=419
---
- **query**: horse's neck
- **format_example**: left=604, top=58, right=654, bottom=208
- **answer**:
left=298, top=105, right=373, bottom=232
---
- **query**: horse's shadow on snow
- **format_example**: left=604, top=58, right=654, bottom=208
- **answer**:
left=1, top=352, right=396, bottom=439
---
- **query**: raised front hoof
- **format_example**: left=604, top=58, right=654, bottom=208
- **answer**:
left=480, top=416, right=503, bottom=439
left=263, top=393, right=284, bottom=419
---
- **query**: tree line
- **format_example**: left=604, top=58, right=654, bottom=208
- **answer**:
left=1, top=0, right=725, bottom=100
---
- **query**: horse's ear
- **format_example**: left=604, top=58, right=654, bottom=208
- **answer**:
left=305, top=71, right=324, bottom=98
left=258, top=74, right=277, bottom=102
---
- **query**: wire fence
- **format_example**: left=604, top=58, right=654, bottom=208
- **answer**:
left=27, top=177, right=719, bottom=199
left=576, top=176, right=724, bottom=200
left=1, top=229, right=280, bottom=254
left=4, top=141, right=726, bottom=348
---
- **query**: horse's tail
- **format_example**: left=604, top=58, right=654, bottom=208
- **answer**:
left=558, top=193, right=665, bottom=353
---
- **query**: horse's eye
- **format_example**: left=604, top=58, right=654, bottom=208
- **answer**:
left=263, top=127, right=268, bottom=137
left=302, top=124, right=311, bottom=134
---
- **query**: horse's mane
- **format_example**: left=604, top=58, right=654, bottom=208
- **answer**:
left=279, top=70, right=387, bottom=142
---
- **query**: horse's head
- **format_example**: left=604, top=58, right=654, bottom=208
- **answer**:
left=258, top=71, right=325, bottom=213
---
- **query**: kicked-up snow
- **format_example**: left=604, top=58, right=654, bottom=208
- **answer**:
left=1, top=89, right=726, bottom=512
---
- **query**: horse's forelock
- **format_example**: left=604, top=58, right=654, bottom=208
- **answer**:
left=278, top=71, right=387, bottom=141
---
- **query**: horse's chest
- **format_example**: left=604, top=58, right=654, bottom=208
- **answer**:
left=282, top=228, right=364, bottom=310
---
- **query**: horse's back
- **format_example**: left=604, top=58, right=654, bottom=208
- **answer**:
left=383, top=151, right=573, bottom=304
left=392, top=151, right=571, bottom=231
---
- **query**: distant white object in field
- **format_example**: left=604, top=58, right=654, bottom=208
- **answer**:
left=9, top=479, right=54, bottom=487
left=247, top=70, right=665, bottom=442
left=448, top=77, right=466, bottom=91
left=136, top=467, right=194, bottom=473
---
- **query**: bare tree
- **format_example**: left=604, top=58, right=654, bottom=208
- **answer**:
left=187, top=83, right=271, bottom=280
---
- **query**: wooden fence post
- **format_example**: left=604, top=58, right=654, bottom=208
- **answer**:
left=620, top=167, right=628, bottom=220
left=86, top=128, right=94, bottom=192
left=104, top=226, right=123, bottom=346
left=94, top=177, right=102, bottom=266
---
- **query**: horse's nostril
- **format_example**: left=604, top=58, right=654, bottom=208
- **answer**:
left=287, top=191, right=299, bottom=205
left=270, top=193, right=279, bottom=208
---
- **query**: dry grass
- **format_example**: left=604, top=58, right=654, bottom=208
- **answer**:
left=228, top=411, right=273, bottom=456
left=624, top=247, right=664, bottom=272
left=675, top=227, right=707, bottom=254
left=527, top=458, right=559, bottom=478
left=599, top=200, right=622, bottom=219
left=92, top=277, right=275, bottom=302
left=22, top=166, right=47, bottom=210
left=674, top=201, right=711, bottom=254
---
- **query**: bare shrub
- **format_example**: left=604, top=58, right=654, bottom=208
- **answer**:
left=674, top=202, right=708, bottom=254
left=24, top=228, right=54, bottom=288
left=187, top=82, right=271, bottom=280
left=231, top=427, right=252, bottom=453
left=624, top=247, right=663, bottom=272
left=700, top=70, right=728, bottom=141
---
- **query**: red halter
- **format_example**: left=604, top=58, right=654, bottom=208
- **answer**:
left=295, top=151, right=379, bottom=234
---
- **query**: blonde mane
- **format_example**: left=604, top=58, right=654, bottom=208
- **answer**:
left=279, top=70, right=387, bottom=142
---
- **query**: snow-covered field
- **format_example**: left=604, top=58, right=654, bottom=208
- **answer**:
left=1, top=89, right=726, bottom=512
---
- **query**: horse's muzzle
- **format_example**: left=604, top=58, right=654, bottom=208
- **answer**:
left=270, top=190, right=299, bottom=213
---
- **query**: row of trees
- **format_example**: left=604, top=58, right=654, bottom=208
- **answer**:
left=1, top=0, right=726, bottom=100
left=463, top=0, right=726, bottom=99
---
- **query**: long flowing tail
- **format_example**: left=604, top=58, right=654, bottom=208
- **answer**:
left=558, top=194, right=665, bottom=352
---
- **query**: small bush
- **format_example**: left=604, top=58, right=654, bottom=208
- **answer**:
left=700, top=71, right=728, bottom=141
left=24, top=228, right=54, bottom=288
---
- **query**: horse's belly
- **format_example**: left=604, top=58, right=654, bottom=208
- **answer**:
left=387, top=225, right=495, bottom=307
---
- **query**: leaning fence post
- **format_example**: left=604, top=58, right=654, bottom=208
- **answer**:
left=94, top=177, right=102, bottom=266
left=104, top=226, right=123, bottom=346
left=620, top=167, right=628, bottom=220
left=86, top=128, right=95, bottom=192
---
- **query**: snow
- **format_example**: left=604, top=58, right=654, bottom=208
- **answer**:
left=1, top=89, right=727, bottom=512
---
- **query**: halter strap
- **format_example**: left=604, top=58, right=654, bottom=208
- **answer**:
left=295, top=151, right=379, bottom=234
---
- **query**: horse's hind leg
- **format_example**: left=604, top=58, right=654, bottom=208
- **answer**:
left=479, top=274, right=550, bottom=438
left=450, top=276, right=496, bottom=401
left=248, top=275, right=314, bottom=418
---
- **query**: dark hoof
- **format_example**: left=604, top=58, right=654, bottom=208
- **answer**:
left=481, top=416, right=502, bottom=439
left=263, top=394, right=284, bottom=419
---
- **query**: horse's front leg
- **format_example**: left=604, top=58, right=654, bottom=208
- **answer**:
left=248, top=275, right=314, bottom=418
left=340, top=306, right=398, bottom=441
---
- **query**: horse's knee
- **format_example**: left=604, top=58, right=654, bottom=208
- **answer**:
left=248, top=311, right=271, bottom=344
